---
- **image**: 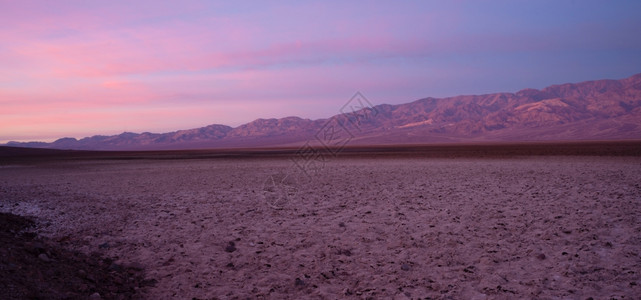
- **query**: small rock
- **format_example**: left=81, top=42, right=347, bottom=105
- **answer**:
left=536, top=253, right=546, bottom=260
left=78, top=269, right=87, bottom=277
left=38, top=253, right=51, bottom=262
left=109, top=263, right=123, bottom=272
left=128, top=262, right=144, bottom=270
left=295, top=277, right=305, bottom=286
left=162, top=257, right=175, bottom=266
left=26, top=241, right=45, bottom=254
left=225, top=241, right=236, bottom=253
left=89, top=292, right=101, bottom=300
left=338, top=222, right=346, bottom=228
left=339, top=249, right=352, bottom=256
left=98, top=242, right=110, bottom=249
left=401, top=264, right=410, bottom=271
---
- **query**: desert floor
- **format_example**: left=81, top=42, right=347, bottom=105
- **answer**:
left=1, top=155, right=640, bottom=299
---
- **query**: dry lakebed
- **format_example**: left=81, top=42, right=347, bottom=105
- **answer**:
left=1, top=147, right=640, bottom=299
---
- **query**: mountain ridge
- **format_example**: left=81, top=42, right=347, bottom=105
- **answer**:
left=6, top=73, right=641, bottom=150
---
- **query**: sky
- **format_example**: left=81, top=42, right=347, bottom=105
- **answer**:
left=2, top=1, right=641, bottom=143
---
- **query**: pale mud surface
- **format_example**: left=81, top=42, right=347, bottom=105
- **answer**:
left=1, top=157, right=640, bottom=299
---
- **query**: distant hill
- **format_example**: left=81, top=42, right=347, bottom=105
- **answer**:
left=6, top=73, right=641, bottom=150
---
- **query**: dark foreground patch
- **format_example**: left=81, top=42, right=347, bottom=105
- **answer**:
left=0, top=212, right=155, bottom=299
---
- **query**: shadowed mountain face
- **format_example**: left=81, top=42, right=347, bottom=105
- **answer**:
left=8, top=74, right=641, bottom=150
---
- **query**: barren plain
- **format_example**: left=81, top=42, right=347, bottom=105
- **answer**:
left=1, top=148, right=641, bottom=299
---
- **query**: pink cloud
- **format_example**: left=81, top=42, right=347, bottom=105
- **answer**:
left=2, top=2, right=456, bottom=80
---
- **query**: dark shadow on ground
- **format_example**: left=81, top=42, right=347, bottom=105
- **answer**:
left=0, top=212, right=155, bottom=299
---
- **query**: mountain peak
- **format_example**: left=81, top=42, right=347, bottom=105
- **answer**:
left=6, top=73, right=641, bottom=150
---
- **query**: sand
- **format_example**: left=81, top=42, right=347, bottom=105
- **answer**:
left=1, top=156, right=640, bottom=299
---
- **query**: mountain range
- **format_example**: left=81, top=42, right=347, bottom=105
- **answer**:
left=7, top=73, right=641, bottom=150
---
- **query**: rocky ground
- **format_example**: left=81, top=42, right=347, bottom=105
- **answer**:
left=1, top=155, right=640, bottom=299
left=0, top=212, right=155, bottom=299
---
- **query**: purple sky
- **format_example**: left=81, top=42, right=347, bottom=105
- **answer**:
left=2, top=1, right=641, bottom=142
